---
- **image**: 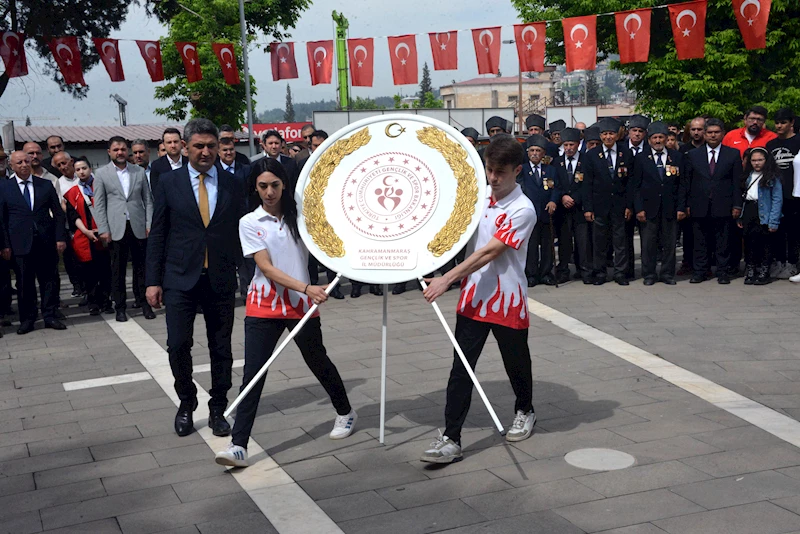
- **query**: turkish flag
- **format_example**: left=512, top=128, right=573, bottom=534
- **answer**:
left=306, top=40, right=333, bottom=85
left=48, top=37, right=85, bottom=86
left=175, top=42, right=202, bottom=83
left=0, top=31, right=28, bottom=78
left=562, top=16, right=597, bottom=72
left=669, top=0, right=707, bottom=59
left=348, top=38, right=373, bottom=87
left=136, top=40, right=164, bottom=82
left=733, top=0, right=770, bottom=50
left=514, top=23, right=545, bottom=73
left=615, top=9, right=651, bottom=64
left=212, top=43, right=240, bottom=85
left=271, top=42, right=298, bottom=81
left=93, top=38, right=124, bottom=82
left=472, top=27, right=501, bottom=74
left=388, top=35, right=418, bottom=85
left=428, top=31, right=458, bottom=71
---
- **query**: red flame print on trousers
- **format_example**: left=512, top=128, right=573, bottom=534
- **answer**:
left=246, top=281, right=318, bottom=319
left=458, top=275, right=529, bottom=329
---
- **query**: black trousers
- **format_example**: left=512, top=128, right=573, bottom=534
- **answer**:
left=80, top=247, right=112, bottom=311
left=164, top=275, right=235, bottom=408
left=773, top=197, right=800, bottom=265
left=232, top=316, right=351, bottom=448
left=62, top=245, right=83, bottom=291
left=308, top=255, right=335, bottom=286
left=0, top=257, right=12, bottom=316
left=729, top=219, right=743, bottom=269
left=691, top=216, right=731, bottom=276
left=444, top=315, right=533, bottom=443
left=679, top=217, right=694, bottom=267
left=109, top=223, right=147, bottom=311
left=526, top=221, right=553, bottom=281
left=641, top=208, right=677, bottom=281
left=625, top=216, right=636, bottom=278
left=556, top=208, right=591, bottom=280
left=741, top=201, right=770, bottom=266
left=592, top=209, right=628, bottom=280
left=15, top=239, right=59, bottom=323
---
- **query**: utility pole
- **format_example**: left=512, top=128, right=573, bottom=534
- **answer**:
left=110, top=94, right=127, bottom=126
left=332, top=11, right=350, bottom=110
left=503, top=39, right=524, bottom=135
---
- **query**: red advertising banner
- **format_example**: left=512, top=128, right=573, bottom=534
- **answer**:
left=241, top=122, right=313, bottom=143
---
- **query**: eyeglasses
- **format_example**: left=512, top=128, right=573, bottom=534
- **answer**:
left=746, top=117, right=765, bottom=123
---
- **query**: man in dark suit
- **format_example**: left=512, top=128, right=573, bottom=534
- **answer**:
left=40, top=135, right=64, bottom=176
left=632, top=122, right=683, bottom=285
left=678, top=118, right=743, bottom=284
left=217, top=136, right=252, bottom=298
left=0, top=151, right=67, bottom=334
left=250, top=130, right=300, bottom=193
left=555, top=127, right=591, bottom=284
left=149, top=127, right=187, bottom=197
left=218, top=124, right=251, bottom=168
left=583, top=118, right=635, bottom=286
left=146, top=119, right=244, bottom=438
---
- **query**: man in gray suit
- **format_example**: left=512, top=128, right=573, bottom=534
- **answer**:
left=94, top=136, right=155, bottom=322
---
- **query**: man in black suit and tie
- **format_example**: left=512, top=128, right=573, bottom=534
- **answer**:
left=0, top=151, right=67, bottom=334
left=149, top=127, right=188, bottom=197
left=678, top=118, right=743, bottom=284
left=554, top=127, right=591, bottom=284
left=146, top=119, right=244, bottom=438
left=218, top=124, right=251, bottom=168
left=250, top=130, right=299, bottom=194
left=583, top=118, right=635, bottom=286
left=632, top=122, right=684, bottom=285
left=217, top=136, right=252, bottom=299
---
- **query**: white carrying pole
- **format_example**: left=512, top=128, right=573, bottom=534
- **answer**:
left=379, top=284, right=389, bottom=444
left=418, top=278, right=505, bottom=434
left=224, top=275, right=343, bottom=418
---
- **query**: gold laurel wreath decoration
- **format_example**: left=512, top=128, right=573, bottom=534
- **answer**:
left=417, top=127, right=479, bottom=257
left=303, top=127, right=372, bottom=257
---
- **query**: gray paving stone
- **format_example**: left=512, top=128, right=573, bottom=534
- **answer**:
left=28, top=427, right=142, bottom=457
left=152, top=443, right=211, bottom=467
left=102, top=460, right=224, bottom=496
left=511, top=428, right=636, bottom=459
left=40, top=518, right=122, bottom=533
left=554, top=489, right=705, bottom=532
left=316, top=490, right=396, bottom=522
left=77, top=408, right=177, bottom=434
left=681, top=445, right=800, bottom=478
left=171, top=474, right=242, bottom=503
left=616, top=435, right=722, bottom=465
left=338, top=499, right=486, bottom=534
left=298, top=463, right=428, bottom=500
left=1, top=510, right=42, bottom=534
left=377, top=470, right=511, bottom=509
left=654, top=501, right=800, bottom=534
left=40, top=485, right=180, bottom=530
left=692, top=425, right=787, bottom=451
left=488, top=456, right=594, bottom=488
left=0, top=473, right=34, bottom=498
left=573, top=460, right=712, bottom=497
left=610, top=414, right=728, bottom=442
left=116, top=493, right=259, bottom=534
left=436, top=510, right=585, bottom=534
left=0, top=443, right=29, bottom=462
left=671, top=469, right=800, bottom=509
left=537, top=409, right=649, bottom=435
left=0, top=423, right=83, bottom=449
left=462, top=478, right=604, bottom=520
left=595, top=525, right=668, bottom=534
left=772, top=493, right=800, bottom=514
left=196, top=512, right=278, bottom=534
left=0, top=447, right=93, bottom=476
left=35, top=453, right=159, bottom=489
left=280, top=455, right=351, bottom=482
left=0, top=480, right=106, bottom=520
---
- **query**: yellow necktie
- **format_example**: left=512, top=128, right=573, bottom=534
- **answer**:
left=198, top=173, right=210, bottom=268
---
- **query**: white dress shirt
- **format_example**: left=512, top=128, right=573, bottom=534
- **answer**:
left=188, top=164, right=218, bottom=219
left=604, top=146, right=617, bottom=170
left=169, top=156, right=183, bottom=171
left=221, top=162, right=236, bottom=174
left=115, top=164, right=131, bottom=220
left=14, top=174, right=34, bottom=207
left=707, top=145, right=718, bottom=164
left=628, top=141, right=644, bottom=156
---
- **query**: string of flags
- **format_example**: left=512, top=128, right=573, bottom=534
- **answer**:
left=0, top=0, right=771, bottom=88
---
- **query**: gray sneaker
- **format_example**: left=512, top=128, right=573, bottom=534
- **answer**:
left=505, top=410, right=536, bottom=442
left=778, top=263, right=798, bottom=279
left=420, top=431, right=462, bottom=464
left=770, top=261, right=785, bottom=279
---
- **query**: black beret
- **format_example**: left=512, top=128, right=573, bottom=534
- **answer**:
left=548, top=119, right=566, bottom=133
left=461, top=127, right=480, bottom=140
left=560, top=127, right=581, bottom=143
left=628, top=114, right=650, bottom=130
left=486, top=116, right=509, bottom=132
left=525, top=114, right=546, bottom=130
left=647, top=121, right=669, bottom=137
left=583, top=126, right=600, bottom=142
left=525, top=134, right=548, bottom=149
left=598, top=117, right=621, bottom=133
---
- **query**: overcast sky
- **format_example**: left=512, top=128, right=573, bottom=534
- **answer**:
left=0, top=0, right=524, bottom=126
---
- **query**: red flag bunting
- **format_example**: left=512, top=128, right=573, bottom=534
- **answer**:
left=306, top=40, right=333, bottom=85
left=615, top=9, right=652, bottom=64
left=271, top=42, right=298, bottom=81
left=136, top=40, right=164, bottom=82
left=732, top=0, right=770, bottom=50
left=471, top=27, right=501, bottom=74
left=348, top=38, right=373, bottom=87
left=175, top=41, right=202, bottom=83
left=428, top=31, right=458, bottom=71
left=93, top=38, right=124, bottom=82
left=562, top=15, right=597, bottom=72
left=48, top=37, right=85, bottom=86
left=0, top=31, right=28, bottom=78
left=388, top=35, right=418, bottom=85
left=212, top=43, right=240, bottom=85
left=513, top=23, right=546, bottom=73
left=669, top=0, right=707, bottom=59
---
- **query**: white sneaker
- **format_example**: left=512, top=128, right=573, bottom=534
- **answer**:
left=505, top=410, right=536, bottom=442
left=329, top=410, right=357, bottom=440
left=420, top=431, right=462, bottom=464
left=215, top=442, right=248, bottom=467
left=770, top=262, right=785, bottom=279
left=790, top=271, right=800, bottom=283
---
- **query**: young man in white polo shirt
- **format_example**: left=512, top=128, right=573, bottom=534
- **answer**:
left=421, top=135, right=537, bottom=464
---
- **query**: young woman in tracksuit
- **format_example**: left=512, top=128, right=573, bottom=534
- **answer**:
left=738, top=147, right=783, bottom=285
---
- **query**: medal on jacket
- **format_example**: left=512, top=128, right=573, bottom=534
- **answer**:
left=544, top=179, right=554, bottom=191
left=542, top=155, right=552, bottom=165
left=618, top=166, right=627, bottom=177
left=574, top=172, right=584, bottom=183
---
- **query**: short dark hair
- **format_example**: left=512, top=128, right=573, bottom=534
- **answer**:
left=704, top=118, right=725, bottom=131
left=484, top=134, right=525, bottom=169
left=108, top=136, right=128, bottom=148
left=774, top=108, right=796, bottom=122
left=219, top=124, right=235, bottom=134
left=162, top=127, right=182, bottom=141
left=311, top=130, right=328, bottom=141
left=219, top=137, right=235, bottom=146
left=184, top=118, right=219, bottom=142
left=262, top=129, right=283, bottom=143
left=745, top=105, right=768, bottom=118
left=73, top=156, right=91, bottom=166
left=46, top=135, right=64, bottom=145
left=131, top=138, right=148, bottom=149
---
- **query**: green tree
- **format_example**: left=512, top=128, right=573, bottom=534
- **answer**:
left=284, top=84, right=295, bottom=122
left=151, top=0, right=310, bottom=126
left=24, top=115, right=31, bottom=126
left=585, top=72, right=600, bottom=104
left=413, top=92, right=444, bottom=109
left=418, top=62, right=433, bottom=99
left=511, top=0, right=800, bottom=125
left=350, top=96, right=385, bottom=110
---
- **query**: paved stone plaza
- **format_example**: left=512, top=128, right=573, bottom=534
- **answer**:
left=3, top=272, right=800, bottom=533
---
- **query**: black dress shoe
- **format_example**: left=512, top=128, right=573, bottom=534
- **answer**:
left=614, top=276, right=629, bottom=286
left=583, top=278, right=594, bottom=285
left=45, top=319, right=67, bottom=330
left=142, top=306, right=156, bottom=320
left=369, top=285, right=383, bottom=296
left=690, top=275, right=705, bottom=284
left=392, top=283, right=407, bottom=295
left=103, top=303, right=115, bottom=314
left=717, top=274, right=731, bottom=285
left=526, top=277, right=538, bottom=288
left=593, top=278, right=606, bottom=286
left=71, top=286, right=82, bottom=297
left=78, top=294, right=89, bottom=307
left=116, top=310, right=128, bottom=322
left=661, top=278, right=677, bottom=285
left=541, top=275, right=556, bottom=286
left=330, top=287, right=345, bottom=300
left=208, top=409, right=231, bottom=437
left=132, top=300, right=142, bottom=309
left=54, top=309, right=66, bottom=320
left=350, top=285, right=362, bottom=299
left=175, top=399, right=198, bottom=436
left=17, top=321, right=34, bottom=335
left=643, top=278, right=656, bottom=286
left=89, top=307, right=101, bottom=316
left=556, top=272, right=570, bottom=285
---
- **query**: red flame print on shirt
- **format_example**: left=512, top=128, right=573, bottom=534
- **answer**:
left=458, top=275, right=529, bottom=329
left=246, top=280, right=318, bottom=319
left=494, top=213, right=522, bottom=249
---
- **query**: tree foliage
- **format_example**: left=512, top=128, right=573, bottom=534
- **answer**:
left=283, top=84, right=295, bottom=122
left=585, top=71, right=600, bottom=105
left=511, top=0, right=800, bottom=126
left=418, top=62, right=433, bottom=99
left=150, top=0, right=309, bottom=126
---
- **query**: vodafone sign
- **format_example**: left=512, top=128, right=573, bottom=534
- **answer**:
left=242, top=122, right=312, bottom=143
